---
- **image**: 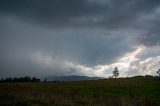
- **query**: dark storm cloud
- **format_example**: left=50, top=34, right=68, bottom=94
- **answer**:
left=138, top=13, right=160, bottom=46
left=0, top=0, right=106, bottom=28
left=0, top=0, right=160, bottom=29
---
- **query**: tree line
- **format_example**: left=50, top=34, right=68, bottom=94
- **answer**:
left=0, top=76, right=40, bottom=83
left=0, top=68, right=159, bottom=83
left=112, top=67, right=160, bottom=78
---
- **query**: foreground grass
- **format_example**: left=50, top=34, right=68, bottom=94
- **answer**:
left=0, top=77, right=160, bottom=106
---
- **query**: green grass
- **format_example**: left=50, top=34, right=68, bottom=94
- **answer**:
left=0, top=77, right=160, bottom=106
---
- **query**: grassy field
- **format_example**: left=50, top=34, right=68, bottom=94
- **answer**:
left=0, top=77, right=160, bottom=106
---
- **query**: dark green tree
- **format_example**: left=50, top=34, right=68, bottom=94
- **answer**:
left=113, top=67, right=119, bottom=78
left=157, top=69, right=160, bottom=76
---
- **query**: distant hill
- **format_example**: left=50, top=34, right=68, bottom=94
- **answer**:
left=47, top=75, right=105, bottom=81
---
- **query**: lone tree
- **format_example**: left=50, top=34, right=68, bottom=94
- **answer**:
left=157, top=69, right=160, bottom=76
left=113, top=67, right=119, bottom=78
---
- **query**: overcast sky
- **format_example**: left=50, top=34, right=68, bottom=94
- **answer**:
left=0, top=0, right=160, bottom=78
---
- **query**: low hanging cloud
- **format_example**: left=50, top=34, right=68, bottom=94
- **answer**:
left=0, top=0, right=160, bottom=78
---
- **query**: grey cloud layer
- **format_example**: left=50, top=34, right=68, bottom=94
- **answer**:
left=0, top=0, right=160, bottom=28
left=1, top=0, right=160, bottom=46
left=0, top=16, right=135, bottom=77
left=0, top=0, right=160, bottom=78
left=0, top=16, right=133, bottom=65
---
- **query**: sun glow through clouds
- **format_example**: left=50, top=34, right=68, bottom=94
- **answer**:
left=93, top=45, right=160, bottom=77
left=91, top=45, right=146, bottom=77
left=31, top=45, right=160, bottom=78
